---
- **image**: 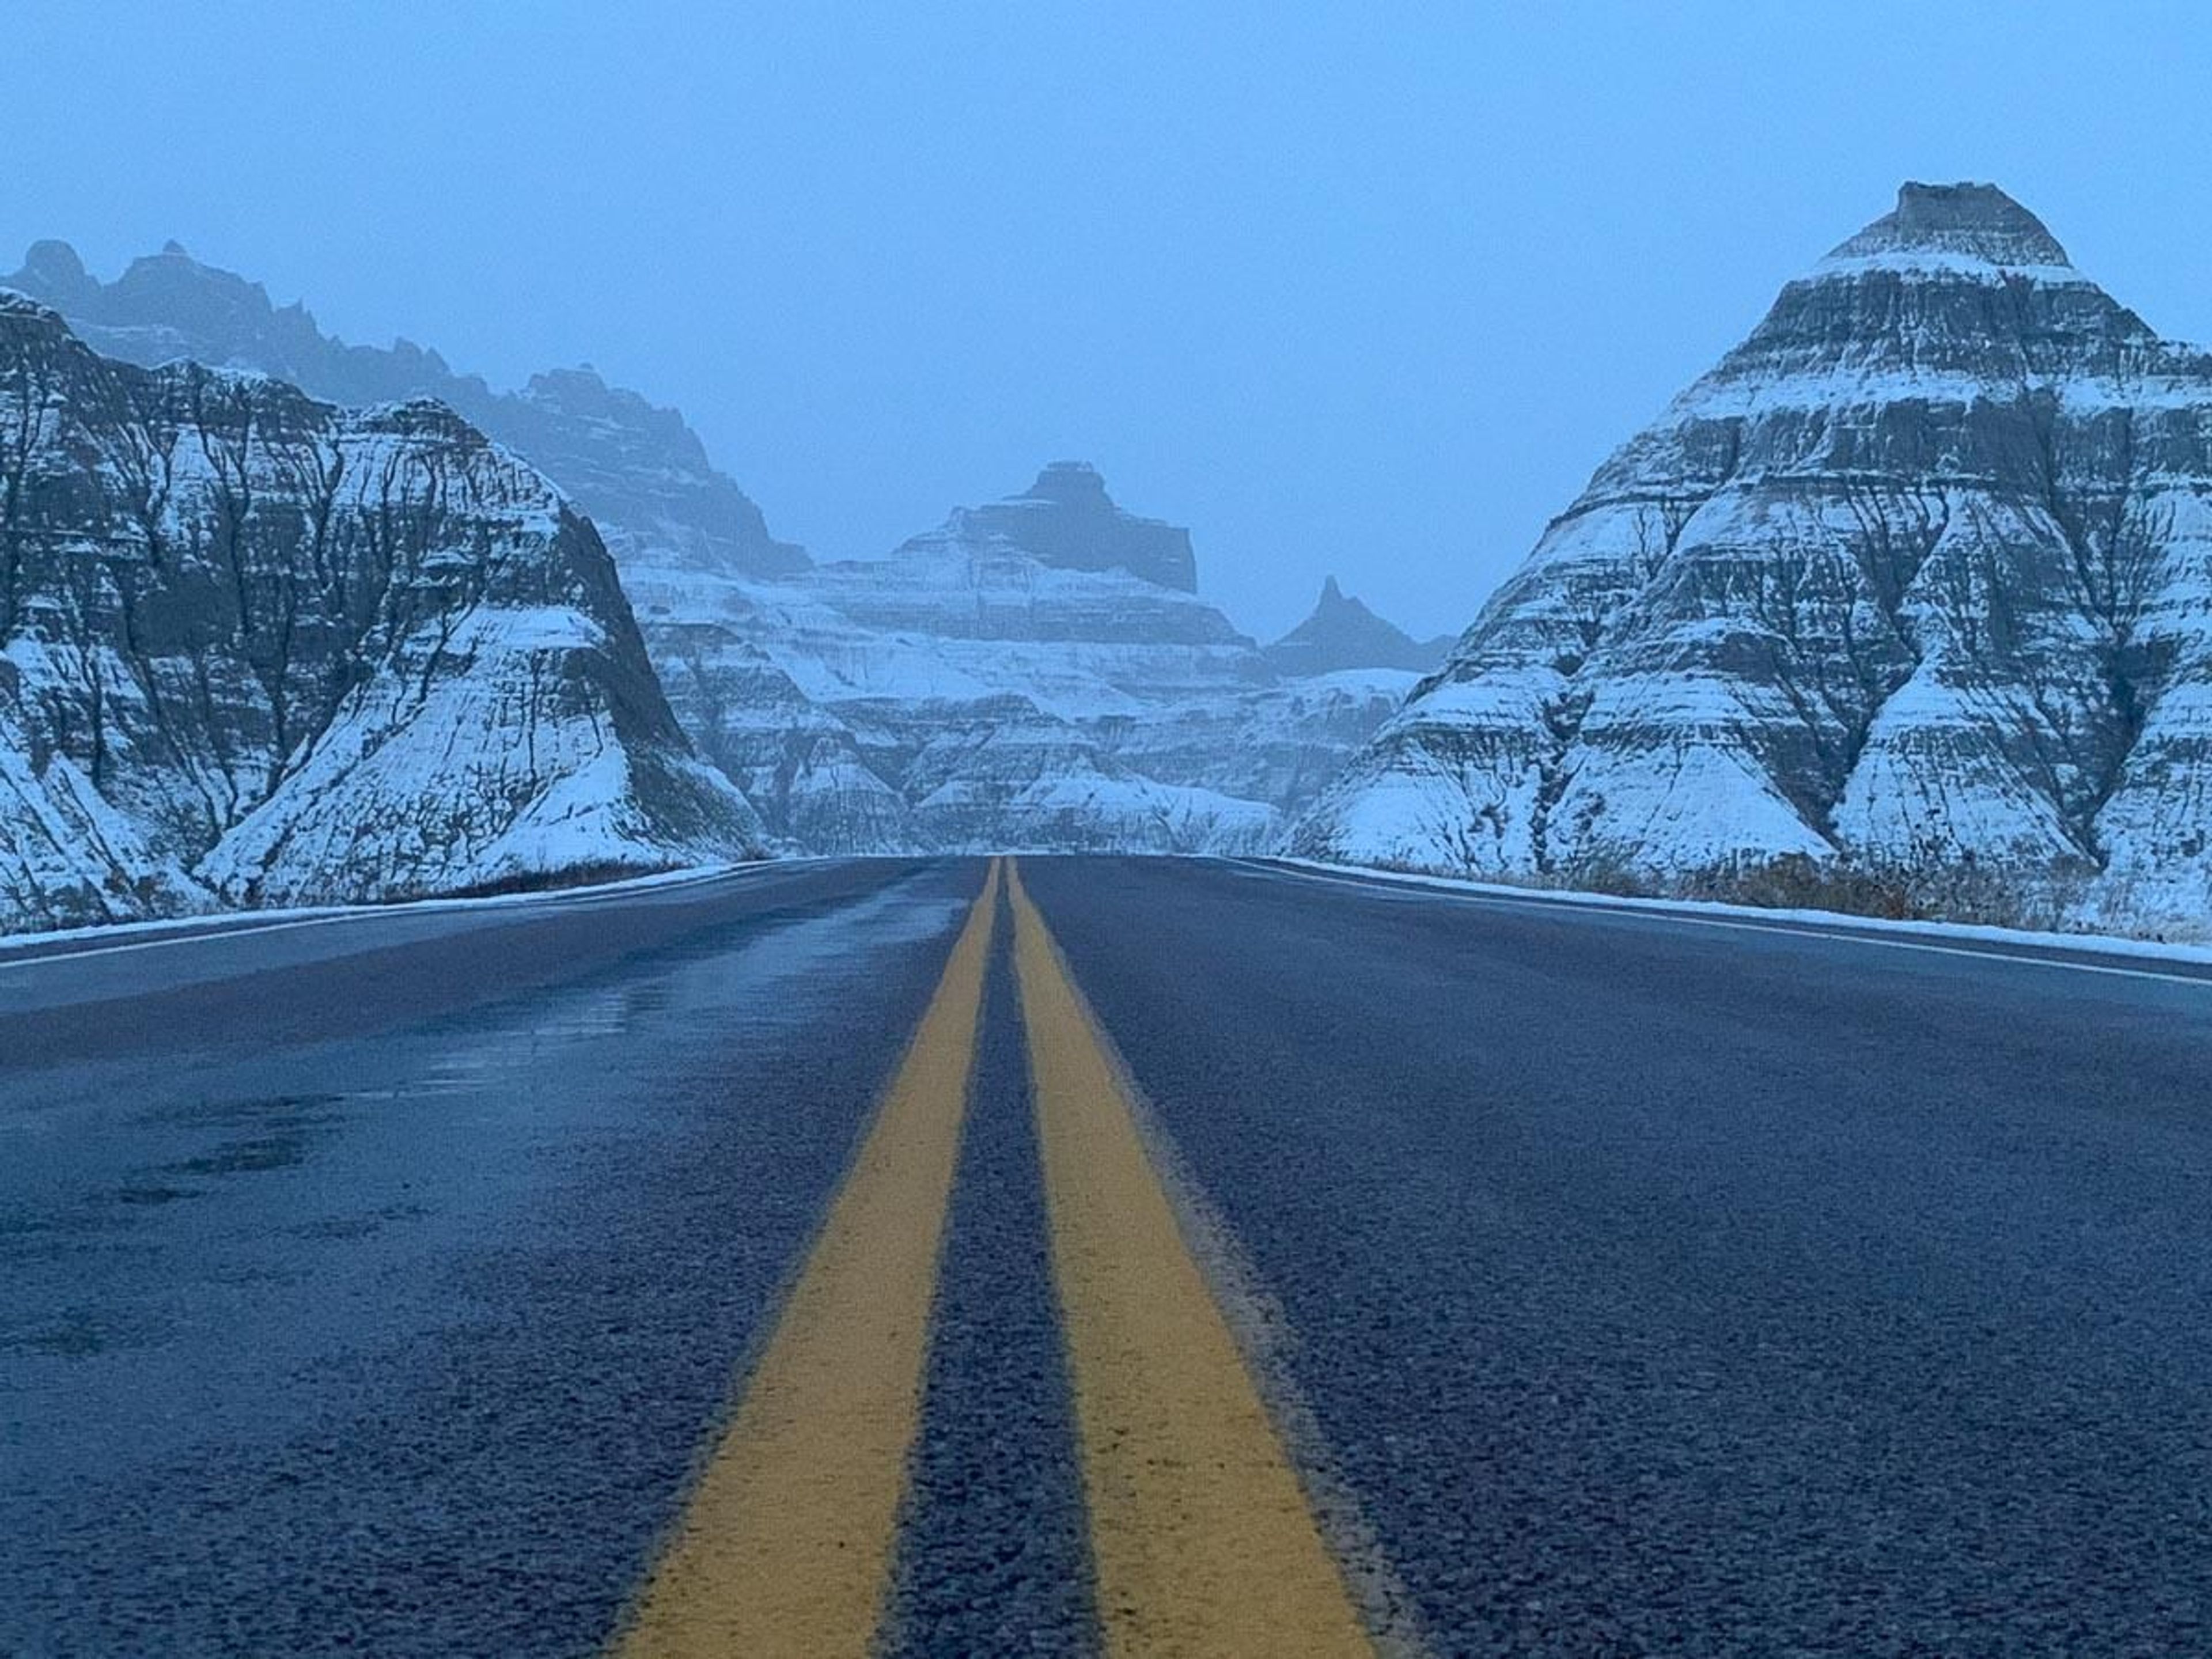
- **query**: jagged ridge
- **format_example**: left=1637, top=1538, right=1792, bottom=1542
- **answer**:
left=6, top=240, right=808, bottom=578
left=624, top=465, right=1424, bottom=853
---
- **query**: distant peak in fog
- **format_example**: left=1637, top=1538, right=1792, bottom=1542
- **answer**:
left=1264, top=576, right=1454, bottom=676
left=910, top=461, right=1200, bottom=593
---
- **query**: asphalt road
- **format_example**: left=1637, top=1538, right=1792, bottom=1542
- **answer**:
left=4, top=855, right=2210, bottom=1655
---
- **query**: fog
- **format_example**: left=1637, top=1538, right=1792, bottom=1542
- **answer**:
left=6, top=0, right=2209, bottom=637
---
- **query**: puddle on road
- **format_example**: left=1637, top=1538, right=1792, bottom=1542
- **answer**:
left=1, top=878, right=970, bottom=1393
left=151, top=1092, right=347, bottom=1131
left=165, top=1132, right=310, bottom=1178
left=386, top=884, right=965, bottom=1102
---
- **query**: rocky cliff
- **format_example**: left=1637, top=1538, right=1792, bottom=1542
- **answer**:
left=1295, top=183, right=2212, bottom=934
left=948, top=459, right=1198, bottom=592
left=0, top=295, right=761, bottom=933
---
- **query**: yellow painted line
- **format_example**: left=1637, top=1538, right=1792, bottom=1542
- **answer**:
left=1007, top=859, right=1375, bottom=1658
left=611, top=859, right=1002, bottom=1659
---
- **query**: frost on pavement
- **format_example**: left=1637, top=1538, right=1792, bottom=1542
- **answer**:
left=1294, top=183, right=2212, bottom=935
left=0, top=294, right=762, bottom=934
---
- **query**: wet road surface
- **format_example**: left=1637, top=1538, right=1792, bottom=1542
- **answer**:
left=5, top=854, right=2211, bottom=1654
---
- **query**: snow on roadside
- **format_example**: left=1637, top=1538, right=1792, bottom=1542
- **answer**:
left=1264, top=857, right=2212, bottom=967
left=0, top=861, right=759, bottom=961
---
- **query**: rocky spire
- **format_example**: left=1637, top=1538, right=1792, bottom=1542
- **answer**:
left=1019, top=460, right=1115, bottom=506
left=11, top=240, right=95, bottom=308
left=1265, top=576, right=1451, bottom=675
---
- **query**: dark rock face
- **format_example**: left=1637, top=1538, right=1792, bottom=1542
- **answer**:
left=0, top=241, right=1417, bottom=864
left=0, top=296, right=760, bottom=933
left=1265, top=576, right=1454, bottom=675
left=939, top=461, right=1199, bottom=592
left=1297, top=183, right=2212, bottom=934
left=5, top=241, right=808, bottom=579
left=15, top=240, right=97, bottom=310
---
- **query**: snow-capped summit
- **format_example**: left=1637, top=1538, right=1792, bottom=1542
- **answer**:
left=1294, top=183, right=2212, bottom=935
left=1819, top=180, right=2074, bottom=272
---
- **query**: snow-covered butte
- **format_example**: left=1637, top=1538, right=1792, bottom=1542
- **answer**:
left=628, top=465, right=1426, bottom=853
left=1294, top=182, right=2212, bottom=935
left=0, top=294, right=762, bottom=934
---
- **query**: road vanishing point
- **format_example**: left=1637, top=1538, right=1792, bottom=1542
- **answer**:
left=5, top=856, right=2211, bottom=1655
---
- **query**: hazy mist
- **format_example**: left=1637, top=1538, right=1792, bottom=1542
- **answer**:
left=6, top=0, right=2209, bottom=637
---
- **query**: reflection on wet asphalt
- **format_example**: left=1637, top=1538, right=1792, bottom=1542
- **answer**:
left=0, top=861, right=975, bottom=1658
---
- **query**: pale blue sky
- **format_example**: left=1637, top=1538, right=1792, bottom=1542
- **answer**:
left=6, top=2, right=2209, bottom=637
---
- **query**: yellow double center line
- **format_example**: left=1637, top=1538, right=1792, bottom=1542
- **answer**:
left=1008, top=861, right=1373, bottom=1657
left=613, top=861, right=1000, bottom=1657
left=614, top=857, right=1374, bottom=1657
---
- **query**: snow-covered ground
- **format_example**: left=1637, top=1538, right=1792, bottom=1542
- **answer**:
left=0, top=862, right=757, bottom=962
left=626, top=467, right=1422, bottom=856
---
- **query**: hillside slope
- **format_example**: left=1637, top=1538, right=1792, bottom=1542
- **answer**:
left=0, top=295, right=760, bottom=933
left=1296, top=183, right=2212, bottom=933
